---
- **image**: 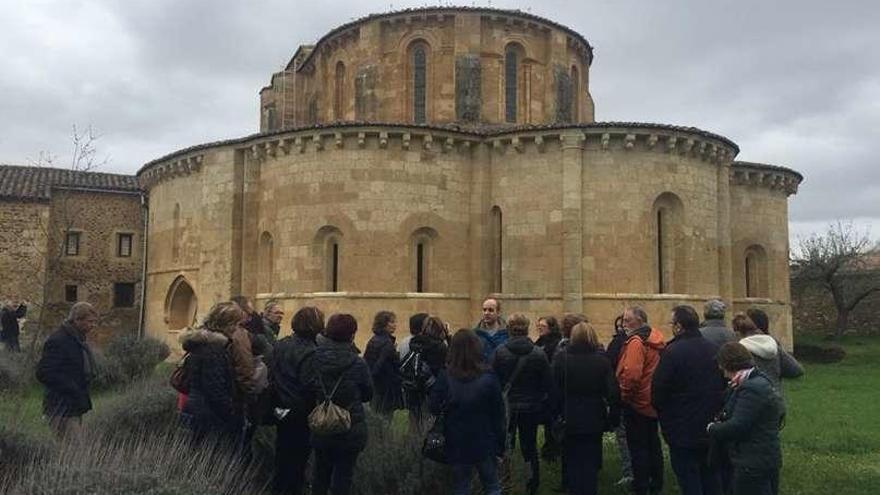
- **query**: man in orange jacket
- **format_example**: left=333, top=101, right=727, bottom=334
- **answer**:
left=616, top=306, right=666, bottom=495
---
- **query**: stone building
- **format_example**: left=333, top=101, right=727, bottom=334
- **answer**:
left=0, top=165, right=144, bottom=346
left=137, top=7, right=803, bottom=350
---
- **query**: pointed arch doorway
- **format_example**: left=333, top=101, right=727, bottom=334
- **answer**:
left=165, top=276, right=198, bottom=330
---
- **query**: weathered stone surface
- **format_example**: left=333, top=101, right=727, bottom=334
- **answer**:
left=455, top=55, right=481, bottom=122
left=355, top=65, right=378, bottom=121
left=554, top=65, right=573, bottom=123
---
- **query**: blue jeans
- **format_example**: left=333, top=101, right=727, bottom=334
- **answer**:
left=669, top=446, right=721, bottom=495
left=451, top=456, right=501, bottom=495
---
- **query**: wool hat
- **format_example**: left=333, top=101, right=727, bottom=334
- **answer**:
left=325, top=313, right=358, bottom=342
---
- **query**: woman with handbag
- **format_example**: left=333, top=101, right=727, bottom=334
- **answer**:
left=428, top=328, right=506, bottom=495
left=551, top=322, right=620, bottom=495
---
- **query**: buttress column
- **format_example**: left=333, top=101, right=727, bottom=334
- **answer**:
left=561, top=130, right=585, bottom=313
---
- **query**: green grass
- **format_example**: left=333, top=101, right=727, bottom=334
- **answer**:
left=3, top=338, right=878, bottom=494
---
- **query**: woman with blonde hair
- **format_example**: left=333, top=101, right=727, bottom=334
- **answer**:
left=552, top=321, right=620, bottom=495
left=178, top=302, right=245, bottom=446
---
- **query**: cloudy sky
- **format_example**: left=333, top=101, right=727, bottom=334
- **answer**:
left=1, top=0, right=878, bottom=243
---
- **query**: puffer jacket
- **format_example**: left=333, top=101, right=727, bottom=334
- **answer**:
left=179, top=328, right=242, bottom=433
left=708, top=369, right=785, bottom=471
left=270, top=334, right=317, bottom=417
left=492, top=336, right=552, bottom=416
left=302, top=338, right=373, bottom=452
left=739, top=334, right=804, bottom=394
left=363, top=329, right=403, bottom=414
left=473, top=323, right=509, bottom=362
left=36, top=322, right=95, bottom=417
left=616, top=326, right=665, bottom=417
left=223, top=325, right=255, bottom=400
left=407, top=334, right=448, bottom=374
left=535, top=332, right=562, bottom=364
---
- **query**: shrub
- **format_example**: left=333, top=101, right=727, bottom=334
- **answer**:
left=794, top=342, right=847, bottom=363
left=86, top=373, right=178, bottom=440
left=90, top=350, right=126, bottom=391
left=105, top=335, right=170, bottom=382
left=0, top=352, right=34, bottom=393
left=0, top=426, right=54, bottom=479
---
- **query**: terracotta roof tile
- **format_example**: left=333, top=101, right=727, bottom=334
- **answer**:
left=0, top=164, right=140, bottom=202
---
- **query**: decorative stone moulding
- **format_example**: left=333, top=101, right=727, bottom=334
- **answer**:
left=138, top=154, right=203, bottom=189
left=730, top=166, right=801, bottom=196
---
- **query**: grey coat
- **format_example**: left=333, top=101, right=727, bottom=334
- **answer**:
left=699, top=319, right=737, bottom=350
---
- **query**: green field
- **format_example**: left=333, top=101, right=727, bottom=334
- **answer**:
left=2, top=338, right=878, bottom=494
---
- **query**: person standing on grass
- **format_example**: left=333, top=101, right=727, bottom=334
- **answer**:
left=616, top=306, right=666, bottom=495
left=301, top=313, right=373, bottom=495
left=398, top=312, right=429, bottom=359
left=473, top=297, right=508, bottom=362
left=364, top=310, right=403, bottom=420
left=732, top=314, right=803, bottom=394
left=708, top=342, right=785, bottom=495
left=271, top=306, right=324, bottom=495
left=177, top=302, right=243, bottom=448
left=402, top=315, right=448, bottom=430
left=492, top=313, right=551, bottom=495
left=36, top=302, right=97, bottom=440
left=745, top=308, right=804, bottom=392
left=605, top=313, right=634, bottom=488
left=552, top=321, right=620, bottom=495
left=535, top=315, right=563, bottom=461
left=700, top=300, right=737, bottom=350
left=429, top=328, right=506, bottom=495
left=1, top=299, right=27, bottom=352
left=652, top=305, right=726, bottom=495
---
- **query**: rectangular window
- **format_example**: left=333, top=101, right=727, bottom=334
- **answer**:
left=65, top=232, right=80, bottom=256
left=65, top=285, right=78, bottom=303
left=117, top=233, right=133, bottom=257
left=113, top=283, right=135, bottom=308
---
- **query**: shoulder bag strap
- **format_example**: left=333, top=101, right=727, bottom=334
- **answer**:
left=325, top=360, right=357, bottom=402
left=503, top=353, right=530, bottom=396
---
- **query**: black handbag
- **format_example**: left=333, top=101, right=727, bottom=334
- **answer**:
left=422, top=412, right=448, bottom=463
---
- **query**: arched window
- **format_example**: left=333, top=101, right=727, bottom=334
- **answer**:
left=411, top=44, right=427, bottom=124
left=315, top=226, right=343, bottom=292
left=165, top=276, right=197, bottom=331
left=490, top=206, right=503, bottom=292
left=504, top=45, right=520, bottom=123
left=258, top=231, right=274, bottom=293
left=172, top=203, right=181, bottom=262
left=570, top=65, right=580, bottom=122
left=411, top=227, right=438, bottom=293
left=744, top=245, right=769, bottom=297
left=652, top=193, right=684, bottom=294
left=334, top=61, right=346, bottom=120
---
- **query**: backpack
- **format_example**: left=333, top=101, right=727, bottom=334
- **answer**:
left=400, top=350, right=436, bottom=393
left=308, top=361, right=356, bottom=435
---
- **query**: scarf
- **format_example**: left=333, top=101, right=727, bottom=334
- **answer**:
left=729, top=367, right=754, bottom=389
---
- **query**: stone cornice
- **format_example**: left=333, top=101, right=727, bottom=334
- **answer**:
left=137, top=154, right=203, bottom=190
left=730, top=161, right=803, bottom=196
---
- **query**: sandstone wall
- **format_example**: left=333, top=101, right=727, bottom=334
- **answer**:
left=0, top=201, right=50, bottom=336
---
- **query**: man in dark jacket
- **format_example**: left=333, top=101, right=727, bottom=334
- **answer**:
left=652, top=305, right=726, bottom=495
left=301, top=314, right=373, bottom=495
left=492, top=313, right=551, bottom=495
left=700, top=299, right=736, bottom=350
left=0, top=300, right=27, bottom=352
left=261, top=301, right=283, bottom=342
left=271, top=306, right=323, bottom=495
left=36, top=302, right=97, bottom=439
left=474, top=297, right=508, bottom=361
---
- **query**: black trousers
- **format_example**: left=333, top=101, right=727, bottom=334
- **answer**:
left=273, top=415, right=311, bottom=495
left=312, top=446, right=360, bottom=495
left=563, top=433, right=603, bottom=495
left=508, top=411, right=541, bottom=492
left=669, top=446, right=721, bottom=495
left=732, top=466, right=778, bottom=495
left=624, top=409, right=664, bottom=495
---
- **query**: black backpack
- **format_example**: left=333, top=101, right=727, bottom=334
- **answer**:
left=399, top=350, right=435, bottom=393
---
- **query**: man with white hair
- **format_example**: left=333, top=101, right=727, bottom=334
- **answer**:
left=36, top=302, right=98, bottom=439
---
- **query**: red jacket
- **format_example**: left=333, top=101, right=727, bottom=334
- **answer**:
left=616, top=326, right=665, bottom=417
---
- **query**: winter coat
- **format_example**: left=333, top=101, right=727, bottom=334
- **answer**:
left=604, top=330, right=628, bottom=370
left=270, top=334, right=318, bottom=417
left=407, top=334, right=448, bottom=374
left=551, top=343, right=619, bottom=435
left=700, top=319, right=737, bottom=350
left=651, top=329, right=726, bottom=449
left=36, top=322, right=95, bottom=417
left=491, top=336, right=552, bottom=417
left=428, top=369, right=506, bottom=464
left=179, top=328, right=242, bottom=433
left=535, top=332, right=562, bottom=363
left=616, top=326, right=665, bottom=417
left=363, top=330, right=403, bottom=414
left=474, top=325, right=509, bottom=362
left=0, top=304, right=26, bottom=342
left=708, top=369, right=785, bottom=471
left=261, top=317, right=280, bottom=342
left=301, top=338, right=373, bottom=452
left=224, top=325, right=255, bottom=400
left=739, top=334, right=805, bottom=394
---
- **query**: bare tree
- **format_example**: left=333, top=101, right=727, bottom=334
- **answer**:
left=792, top=221, right=880, bottom=339
left=20, top=125, right=108, bottom=353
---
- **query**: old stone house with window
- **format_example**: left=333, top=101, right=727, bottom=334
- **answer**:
left=137, top=7, right=803, bottom=351
left=0, top=165, right=143, bottom=346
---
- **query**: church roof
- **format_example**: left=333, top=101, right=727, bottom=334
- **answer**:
left=0, top=164, right=140, bottom=202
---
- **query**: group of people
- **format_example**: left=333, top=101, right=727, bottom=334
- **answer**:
left=28, top=293, right=802, bottom=495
